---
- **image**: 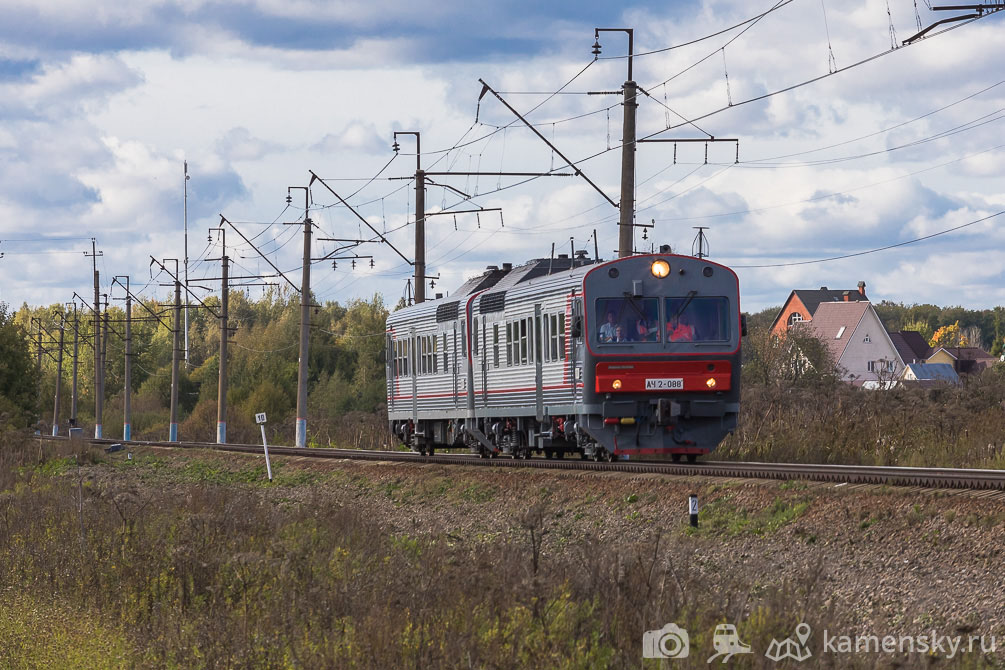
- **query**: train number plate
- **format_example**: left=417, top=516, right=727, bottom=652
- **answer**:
left=645, top=378, right=684, bottom=390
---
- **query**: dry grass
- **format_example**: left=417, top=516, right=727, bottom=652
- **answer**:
left=721, top=367, right=1005, bottom=468
left=3, top=438, right=1004, bottom=668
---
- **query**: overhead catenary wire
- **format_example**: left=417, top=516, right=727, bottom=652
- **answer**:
left=731, top=210, right=1004, bottom=268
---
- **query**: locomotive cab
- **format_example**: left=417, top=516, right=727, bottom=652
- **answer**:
left=578, top=254, right=741, bottom=461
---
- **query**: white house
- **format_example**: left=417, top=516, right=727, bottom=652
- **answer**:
left=801, top=301, right=904, bottom=385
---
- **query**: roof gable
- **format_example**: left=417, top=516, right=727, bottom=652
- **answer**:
left=804, top=301, right=871, bottom=363
left=904, top=363, right=959, bottom=382
left=792, top=286, right=869, bottom=316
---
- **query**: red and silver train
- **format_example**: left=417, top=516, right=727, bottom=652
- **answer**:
left=386, top=250, right=743, bottom=461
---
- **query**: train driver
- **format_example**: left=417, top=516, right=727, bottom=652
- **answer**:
left=599, top=310, right=618, bottom=342
left=668, top=312, right=696, bottom=342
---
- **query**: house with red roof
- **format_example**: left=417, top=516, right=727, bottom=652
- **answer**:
left=770, top=281, right=869, bottom=337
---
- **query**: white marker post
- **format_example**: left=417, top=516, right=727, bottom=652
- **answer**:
left=255, top=412, right=273, bottom=482
left=688, top=493, right=699, bottom=528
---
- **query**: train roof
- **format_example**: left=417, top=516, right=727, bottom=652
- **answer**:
left=452, top=253, right=600, bottom=298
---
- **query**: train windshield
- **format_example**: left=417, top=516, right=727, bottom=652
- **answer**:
left=666, top=296, right=730, bottom=342
left=595, top=297, right=661, bottom=344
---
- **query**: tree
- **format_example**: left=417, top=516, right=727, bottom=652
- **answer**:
left=930, top=321, right=966, bottom=349
left=0, top=302, right=38, bottom=427
left=902, top=319, right=933, bottom=341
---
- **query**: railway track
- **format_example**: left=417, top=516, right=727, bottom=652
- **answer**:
left=35, top=434, right=1005, bottom=491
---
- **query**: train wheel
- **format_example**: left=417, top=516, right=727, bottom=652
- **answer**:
left=428, top=446, right=436, bottom=457
left=605, top=450, right=615, bottom=463
left=687, top=454, right=698, bottom=464
left=671, top=453, right=682, bottom=463
left=557, top=450, right=565, bottom=460
left=544, top=449, right=554, bottom=460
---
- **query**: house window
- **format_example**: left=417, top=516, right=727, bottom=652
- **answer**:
left=867, top=360, right=876, bottom=372
left=836, top=326, right=846, bottom=339
left=787, top=312, right=803, bottom=326
left=863, top=333, right=871, bottom=343
left=886, top=360, right=895, bottom=373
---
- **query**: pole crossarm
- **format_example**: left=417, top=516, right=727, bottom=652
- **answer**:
left=904, top=3, right=1003, bottom=43
left=477, top=79, right=618, bottom=209
left=309, top=171, right=415, bottom=265
left=424, top=207, right=502, bottom=217
left=220, top=215, right=301, bottom=293
left=150, top=256, right=222, bottom=320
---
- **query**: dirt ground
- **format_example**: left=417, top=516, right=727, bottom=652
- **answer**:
left=109, top=445, right=1005, bottom=640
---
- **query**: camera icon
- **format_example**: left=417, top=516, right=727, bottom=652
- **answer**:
left=642, top=623, right=690, bottom=659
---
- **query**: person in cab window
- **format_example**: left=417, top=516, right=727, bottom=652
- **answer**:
left=614, top=325, right=627, bottom=342
left=668, top=312, right=695, bottom=342
left=599, top=310, right=617, bottom=342
left=635, top=317, right=657, bottom=342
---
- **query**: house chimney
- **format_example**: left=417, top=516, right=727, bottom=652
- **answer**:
left=843, top=291, right=850, bottom=302
left=858, top=281, right=866, bottom=296
left=502, top=262, right=513, bottom=271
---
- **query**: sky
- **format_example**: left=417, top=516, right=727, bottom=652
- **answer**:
left=0, top=0, right=1003, bottom=314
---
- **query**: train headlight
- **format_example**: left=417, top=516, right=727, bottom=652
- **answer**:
left=612, top=379, right=623, bottom=390
left=706, top=377, right=716, bottom=389
left=651, top=259, right=670, bottom=278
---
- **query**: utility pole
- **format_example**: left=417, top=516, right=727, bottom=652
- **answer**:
left=33, top=318, right=42, bottom=425
left=114, top=277, right=133, bottom=441
left=52, top=310, right=65, bottom=436
left=69, top=302, right=79, bottom=429
left=86, top=239, right=103, bottom=438
left=208, top=227, right=230, bottom=444
left=288, top=184, right=312, bottom=448
left=169, top=261, right=181, bottom=442
left=594, top=28, right=637, bottom=258
left=101, top=295, right=109, bottom=408
left=394, top=131, right=425, bottom=303
left=183, top=161, right=191, bottom=367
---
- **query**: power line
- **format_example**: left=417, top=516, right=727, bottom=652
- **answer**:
left=730, top=210, right=1003, bottom=268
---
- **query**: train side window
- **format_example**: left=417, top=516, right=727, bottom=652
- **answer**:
left=558, top=314, right=566, bottom=360
left=442, top=333, right=448, bottom=371
left=433, top=335, right=439, bottom=373
left=473, top=317, right=479, bottom=356
left=519, top=319, right=529, bottom=364
left=505, top=322, right=513, bottom=366
left=493, top=323, right=500, bottom=368
left=534, top=315, right=542, bottom=363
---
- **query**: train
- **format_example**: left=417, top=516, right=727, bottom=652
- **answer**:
left=385, top=249, right=743, bottom=461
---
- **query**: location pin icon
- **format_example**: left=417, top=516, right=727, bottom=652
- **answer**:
left=796, top=623, right=811, bottom=646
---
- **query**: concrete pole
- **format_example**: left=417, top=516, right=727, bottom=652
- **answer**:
left=295, top=206, right=311, bottom=448
left=34, top=320, right=42, bottom=425
left=123, top=287, right=132, bottom=441
left=183, top=161, right=190, bottom=368
left=93, top=268, right=102, bottom=438
left=217, top=253, right=229, bottom=444
left=70, top=306, right=79, bottom=427
left=169, top=277, right=181, bottom=442
left=52, top=314, right=64, bottom=436
left=618, top=79, right=638, bottom=258
left=414, top=167, right=426, bottom=304
left=101, top=298, right=108, bottom=402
